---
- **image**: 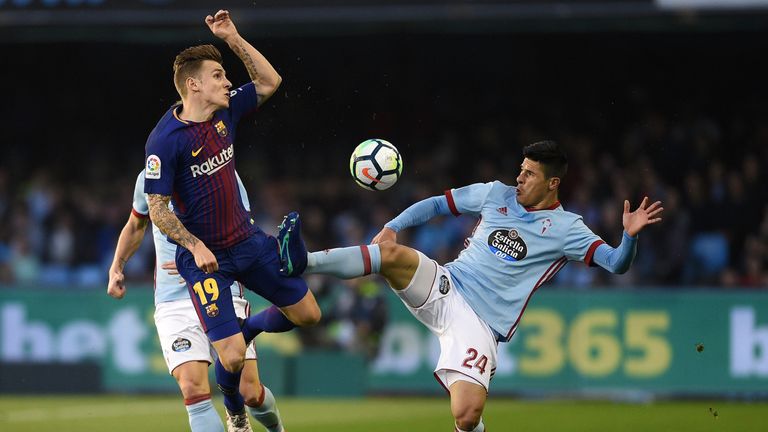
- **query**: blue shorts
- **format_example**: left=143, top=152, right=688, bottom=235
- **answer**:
left=176, top=231, right=309, bottom=342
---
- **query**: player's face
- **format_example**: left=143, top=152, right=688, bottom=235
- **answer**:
left=515, top=158, right=553, bottom=207
left=195, top=60, right=232, bottom=109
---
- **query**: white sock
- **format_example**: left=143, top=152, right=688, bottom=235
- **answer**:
left=456, top=418, right=485, bottom=432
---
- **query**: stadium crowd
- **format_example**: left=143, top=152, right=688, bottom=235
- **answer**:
left=1, top=112, right=765, bottom=289
left=1, top=34, right=766, bottom=354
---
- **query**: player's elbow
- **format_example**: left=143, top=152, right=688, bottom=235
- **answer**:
left=612, top=263, right=631, bottom=275
left=258, top=74, right=282, bottom=99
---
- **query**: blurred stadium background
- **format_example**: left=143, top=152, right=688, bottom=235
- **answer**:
left=1, top=0, right=768, bottom=431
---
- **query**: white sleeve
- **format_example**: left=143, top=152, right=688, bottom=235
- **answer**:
left=132, top=170, right=149, bottom=217
left=234, top=171, right=251, bottom=213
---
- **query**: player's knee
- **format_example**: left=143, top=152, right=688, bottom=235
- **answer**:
left=174, top=372, right=208, bottom=399
left=219, top=351, right=245, bottom=373
left=378, top=240, right=409, bottom=268
left=293, top=303, right=321, bottom=327
left=453, top=404, right=483, bottom=431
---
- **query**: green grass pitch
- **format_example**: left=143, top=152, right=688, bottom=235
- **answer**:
left=0, top=395, right=764, bottom=431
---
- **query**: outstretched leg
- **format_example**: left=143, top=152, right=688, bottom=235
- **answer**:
left=303, top=240, right=418, bottom=289
left=277, top=211, right=420, bottom=289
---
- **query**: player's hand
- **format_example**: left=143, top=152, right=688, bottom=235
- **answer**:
left=205, top=10, right=239, bottom=42
left=372, top=227, right=397, bottom=245
left=623, top=197, right=663, bottom=237
left=161, top=260, right=185, bottom=283
left=107, top=268, right=126, bottom=299
left=161, top=260, right=180, bottom=275
left=192, top=242, right=219, bottom=274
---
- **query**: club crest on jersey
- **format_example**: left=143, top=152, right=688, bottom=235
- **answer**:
left=488, top=229, right=528, bottom=261
left=146, top=154, right=161, bottom=179
left=215, top=120, right=228, bottom=137
left=172, top=337, right=191, bottom=352
left=541, top=218, right=552, bottom=234
left=205, top=303, right=219, bottom=318
left=438, top=275, right=450, bottom=295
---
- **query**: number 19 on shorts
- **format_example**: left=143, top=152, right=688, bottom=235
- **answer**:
left=192, top=278, right=220, bottom=305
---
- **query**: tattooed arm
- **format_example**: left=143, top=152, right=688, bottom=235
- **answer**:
left=205, top=9, right=282, bottom=105
left=147, top=194, right=219, bottom=273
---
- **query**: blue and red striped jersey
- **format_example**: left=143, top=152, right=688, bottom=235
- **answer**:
left=144, top=82, right=259, bottom=250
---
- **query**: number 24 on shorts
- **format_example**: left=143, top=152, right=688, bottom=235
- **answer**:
left=192, top=278, right=220, bottom=305
left=462, top=348, right=488, bottom=375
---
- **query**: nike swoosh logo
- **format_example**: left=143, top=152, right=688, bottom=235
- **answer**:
left=361, top=168, right=381, bottom=183
left=191, top=146, right=204, bottom=157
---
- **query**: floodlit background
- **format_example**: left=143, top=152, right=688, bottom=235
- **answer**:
left=1, top=1, right=767, bottom=431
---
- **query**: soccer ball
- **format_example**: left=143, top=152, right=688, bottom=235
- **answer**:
left=349, top=139, right=403, bottom=191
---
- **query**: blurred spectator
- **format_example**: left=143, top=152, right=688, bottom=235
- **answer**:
left=3, top=34, right=768, bottom=357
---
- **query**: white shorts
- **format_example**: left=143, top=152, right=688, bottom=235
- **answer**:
left=394, top=251, right=498, bottom=392
left=154, top=296, right=257, bottom=374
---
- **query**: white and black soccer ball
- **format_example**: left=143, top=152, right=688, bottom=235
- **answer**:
left=349, top=139, right=403, bottom=191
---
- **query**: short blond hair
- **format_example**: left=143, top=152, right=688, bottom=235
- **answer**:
left=172, top=44, right=223, bottom=97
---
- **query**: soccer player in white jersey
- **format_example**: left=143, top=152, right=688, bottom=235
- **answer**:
left=278, top=140, right=663, bottom=431
left=107, top=170, right=285, bottom=432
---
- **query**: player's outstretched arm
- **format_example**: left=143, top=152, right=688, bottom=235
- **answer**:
left=371, top=194, right=453, bottom=244
left=147, top=194, right=219, bottom=274
left=590, top=197, right=663, bottom=274
left=623, top=196, right=663, bottom=237
left=107, top=213, right=149, bottom=299
left=205, top=9, right=282, bottom=105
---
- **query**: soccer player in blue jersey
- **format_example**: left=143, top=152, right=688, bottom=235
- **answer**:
left=278, top=140, right=663, bottom=431
left=143, top=9, right=319, bottom=430
left=108, top=170, right=285, bottom=432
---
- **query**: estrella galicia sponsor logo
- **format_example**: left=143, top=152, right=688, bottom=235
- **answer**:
left=438, top=275, right=450, bottom=295
left=190, top=144, right=234, bottom=177
left=488, top=229, right=528, bottom=261
left=205, top=303, right=220, bottom=318
left=172, top=337, right=191, bottom=352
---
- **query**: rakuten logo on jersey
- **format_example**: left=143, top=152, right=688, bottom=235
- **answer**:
left=190, top=144, right=234, bottom=177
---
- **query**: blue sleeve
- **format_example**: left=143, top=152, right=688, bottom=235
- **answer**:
left=132, top=171, right=149, bottom=216
left=449, top=182, right=494, bottom=216
left=143, top=133, right=178, bottom=196
left=592, top=232, right=638, bottom=274
left=228, top=82, right=259, bottom=124
left=563, top=217, right=605, bottom=264
left=384, top=196, right=452, bottom=232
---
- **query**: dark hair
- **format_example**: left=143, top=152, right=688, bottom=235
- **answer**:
left=172, top=44, right=223, bottom=97
left=522, top=140, right=568, bottom=179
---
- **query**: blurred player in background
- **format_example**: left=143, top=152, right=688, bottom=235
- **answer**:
left=278, top=140, right=663, bottom=431
left=108, top=170, right=285, bottom=432
left=143, top=9, right=320, bottom=431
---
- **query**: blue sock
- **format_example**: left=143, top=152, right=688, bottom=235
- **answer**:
left=185, top=396, right=224, bottom=432
left=242, top=305, right=296, bottom=342
left=214, top=359, right=245, bottom=414
left=247, top=385, right=285, bottom=432
left=305, top=244, right=381, bottom=278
